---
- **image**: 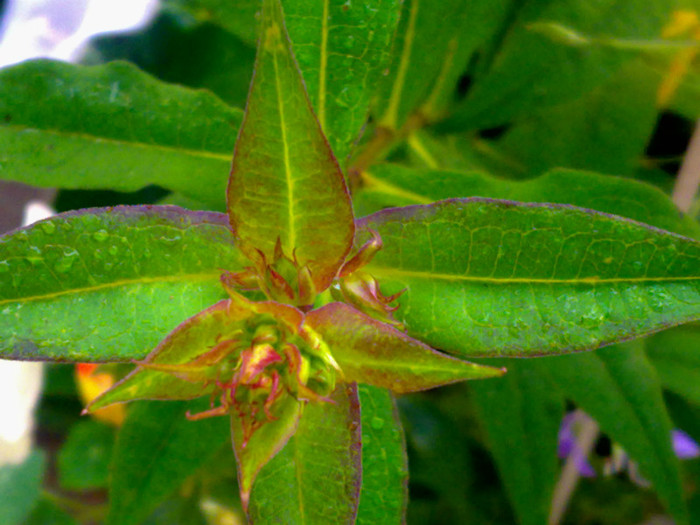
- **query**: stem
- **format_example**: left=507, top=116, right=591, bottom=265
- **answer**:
left=672, top=118, right=700, bottom=212
left=548, top=412, right=599, bottom=525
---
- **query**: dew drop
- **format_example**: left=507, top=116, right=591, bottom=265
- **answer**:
left=41, top=222, right=55, bottom=234
left=104, top=262, right=114, bottom=271
left=0, top=261, right=9, bottom=273
left=93, top=230, right=108, bottom=242
left=108, top=245, right=118, bottom=256
left=27, top=256, right=42, bottom=267
left=55, top=249, right=78, bottom=273
left=371, top=416, right=385, bottom=430
left=158, top=235, right=182, bottom=245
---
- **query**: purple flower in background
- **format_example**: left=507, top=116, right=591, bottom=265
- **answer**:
left=557, top=411, right=596, bottom=477
left=558, top=411, right=700, bottom=482
left=672, top=429, right=700, bottom=459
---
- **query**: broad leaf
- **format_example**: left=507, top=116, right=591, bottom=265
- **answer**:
left=546, top=342, right=688, bottom=524
left=443, top=0, right=675, bottom=130
left=359, top=198, right=700, bottom=357
left=646, top=323, right=700, bottom=405
left=355, top=164, right=700, bottom=238
left=306, top=302, right=504, bottom=391
left=0, top=60, right=242, bottom=206
left=0, top=206, right=243, bottom=362
left=497, top=60, right=661, bottom=178
left=248, top=383, right=362, bottom=524
left=107, top=398, right=230, bottom=525
left=227, top=0, right=354, bottom=292
left=469, top=360, right=564, bottom=525
left=282, top=0, right=401, bottom=163
left=356, top=385, right=407, bottom=525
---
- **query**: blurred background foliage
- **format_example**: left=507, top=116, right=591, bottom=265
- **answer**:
left=2, top=0, right=700, bottom=524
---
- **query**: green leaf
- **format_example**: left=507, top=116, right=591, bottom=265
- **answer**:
left=58, top=420, right=115, bottom=490
left=0, top=206, right=244, bottom=362
left=93, top=15, right=256, bottom=109
left=443, top=0, right=675, bottom=130
left=356, top=384, right=407, bottom=525
left=87, top=300, right=240, bottom=410
left=162, top=0, right=260, bottom=46
left=281, top=0, right=401, bottom=163
left=546, top=342, right=688, bottom=524
left=107, top=398, right=230, bottom=525
left=372, top=0, right=477, bottom=130
left=356, top=164, right=700, bottom=238
left=227, top=0, right=354, bottom=292
left=231, top=395, right=302, bottom=510
left=0, top=451, right=46, bottom=525
left=359, top=198, right=700, bottom=357
left=469, top=360, right=564, bottom=525
left=248, top=383, right=362, bottom=524
left=306, top=302, right=504, bottom=391
left=0, top=60, right=242, bottom=206
left=496, top=60, right=661, bottom=178
left=646, top=323, right=700, bottom=405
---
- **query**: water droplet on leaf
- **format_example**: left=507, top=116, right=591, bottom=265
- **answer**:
left=371, top=416, right=385, bottom=430
left=41, top=222, right=55, bottom=234
left=55, top=249, right=78, bottom=273
left=0, top=261, right=9, bottom=273
left=108, top=245, right=118, bottom=256
left=93, top=230, right=108, bottom=242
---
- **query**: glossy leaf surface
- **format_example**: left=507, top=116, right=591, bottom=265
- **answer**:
left=306, top=302, right=504, bottom=391
left=470, top=360, right=564, bottom=525
left=0, top=60, right=241, bottom=206
left=356, top=164, right=700, bottom=239
left=281, top=0, right=401, bottom=163
left=0, top=206, right=243, bottom=362
left=546, top=343, right=687, bottom=524
left=248, top=383, right=362, bottom=524
left=227, top=0, right=354, bottom=291
left=107, top=398, right=230, bottom=525
left=360, top=198, right=700, bottom=357
left=356, top=384, right=407, bottom=525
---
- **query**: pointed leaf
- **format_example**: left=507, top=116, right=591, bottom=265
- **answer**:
left=282, top=0, right=401, bottom=163
left=0, top=60, right=242, bottom=206
left=228, top=0, right=354, bottom=292
left=0, top=206, right=244, bottom=362
left=88, top=300, right=243, bottom=410
left=546, top=343, right=688, bottom=524
left=359, top=198, right=700, bottom=358
left=248, top=383, right=362, bottom=524
left=107, top=398, right=230, bottom=525
left=306, top=302, right=504, bottom=392
left=356, top=384, right=408, bottom=525
left=470, top=360, right=564, bottom=525
left=231, top=395, right=302, bottom=510
left=356, top=164, right=700, bottom=239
